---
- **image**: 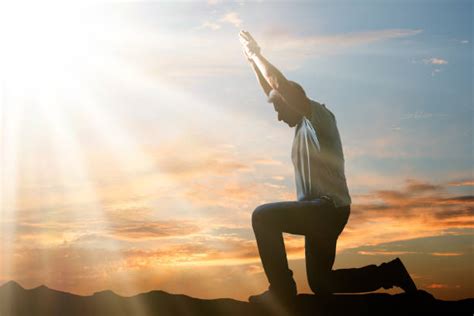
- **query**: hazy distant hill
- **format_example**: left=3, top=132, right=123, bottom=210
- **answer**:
left=0, top=281, right=472, bottom=316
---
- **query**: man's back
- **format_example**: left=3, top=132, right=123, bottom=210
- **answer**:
left=292, top=99, right=351, bottom=208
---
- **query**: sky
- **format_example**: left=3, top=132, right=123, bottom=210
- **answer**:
left=0, top=0, right=472, bottom=303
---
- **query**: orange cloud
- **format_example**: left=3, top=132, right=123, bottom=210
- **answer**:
left=357, top=250, right=417, bottom=256
left=3, top=172, right=473, bottom=300
left=107, top=220, right=201, bottom=241
left=426, top=283, right=449, bottom=289
left=446, top=179, right=474, bottom=187
left=254, top=159, right=283, bottom=166
left=430, top=252, right=464, bottom=257
left=337, top=178, right=473, bottom=250
left=423, top=58, right=448, bottom=65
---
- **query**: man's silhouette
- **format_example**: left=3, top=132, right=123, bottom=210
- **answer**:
left=239, top=30, right=417, bottom=304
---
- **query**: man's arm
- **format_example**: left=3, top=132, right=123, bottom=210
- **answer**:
left=250, top=59, right=272, bottom=97
left=242, top=46, right=272, bottom=96
left=240, top=30, right=311, bottom=117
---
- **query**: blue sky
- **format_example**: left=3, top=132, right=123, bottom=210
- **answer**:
left=123, top=0, right=472, bottom=192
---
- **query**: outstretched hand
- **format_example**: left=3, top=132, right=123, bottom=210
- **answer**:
left=239, top=30, right=260, bottom=60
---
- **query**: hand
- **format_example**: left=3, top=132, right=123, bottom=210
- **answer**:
left=239, top=30, right=260, bottom=59
left=242, top=47, right=253, bottom=62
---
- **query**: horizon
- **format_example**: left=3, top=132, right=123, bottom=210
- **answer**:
left=2, top=279, right=470, bottom=316
left=0, top=0, right=472, bottom=302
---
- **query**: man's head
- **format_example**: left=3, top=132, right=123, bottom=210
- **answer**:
left=268, top=81, right=308, bottom=127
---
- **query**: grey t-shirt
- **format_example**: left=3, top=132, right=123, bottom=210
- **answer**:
left=291, top=99, right=352, bottom=208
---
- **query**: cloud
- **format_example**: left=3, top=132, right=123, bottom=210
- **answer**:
left=147, top=136, right=257, bottom=179
left=430, top=252, right=463, bottom=257
left=138, top=135, right=294, bottom=215
left=418, top=58, right=447, bottom=76
left=156, top=146, right=251, bottom=178
left=260, top=29, right=422, bottom=60
left=423, top=57, right=448, bottom=65
left=116, top=177, right=473, bottom=267
left=355, top=250, right=464, bottom=257
left=404, top=178, right=443, bottom=194
left=201, top=21, right=221, bottom=30
left=426, top=283, right=450, bottom=289
left=254, top=158, right=283, bottom=165
left=219, top=12, right=242, bottom=28
left=419, top=57, right=448, bottom=76
left=127, top=24, right=424, bottom=78
left=107, top=220, right=201, bottom=241
left=123, top=237, right=257, bottom=266
left=446, top=179, right=474, bottom=187
left=3, top=176, right=473, bottom=300
left=357, top=250, right=417, bottom=256
left=199, top=12, right=243, bottom=32
left=272, top=176, right=285, bottom=181
left=182, top=179, right=292, bottom=212
left=264, top=182, right=286, bottom=189
left=400, top=110, right=447, bottom=120
left=339, top=178, right=474, bottom=250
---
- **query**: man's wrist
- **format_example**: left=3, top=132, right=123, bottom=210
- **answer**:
left=249, top=50, right=262, bottom=61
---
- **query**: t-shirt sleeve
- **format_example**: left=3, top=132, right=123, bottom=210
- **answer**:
left=309, top=100, right=342, bottom=155
left=310, top=100, right=335, bottom=125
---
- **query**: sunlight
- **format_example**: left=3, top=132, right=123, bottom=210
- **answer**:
left=1, top=2, right=98, bottom=88
left=0, top=3, right=153, bottom=313
left=0, top=0, right=259, bottom=301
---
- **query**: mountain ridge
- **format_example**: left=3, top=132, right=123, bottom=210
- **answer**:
left=0, top=280, right=472, bottom=316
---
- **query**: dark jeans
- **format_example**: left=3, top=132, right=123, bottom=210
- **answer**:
left=252, top=198, right=386, bottom=294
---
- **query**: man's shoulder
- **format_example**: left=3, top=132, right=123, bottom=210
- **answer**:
left=309, top=99, right=336, bottom=121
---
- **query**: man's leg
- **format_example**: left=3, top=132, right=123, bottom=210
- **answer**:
left=305, top=208, right=417, bottom=293
left=306, top=234, right=385, bottom=293
left=251, top=199, right=334, bottom=296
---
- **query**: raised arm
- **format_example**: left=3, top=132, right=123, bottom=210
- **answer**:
left=247, top=55, right=272, bottom=96
left=242, top=45, right=272, bottom=96
left=239, top=30, right=311, bottom=117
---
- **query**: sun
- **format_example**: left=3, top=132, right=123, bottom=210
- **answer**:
left=0, top=2, right=112, bottom=92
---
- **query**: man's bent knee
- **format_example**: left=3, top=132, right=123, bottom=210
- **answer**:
left=308, top=270, right=332, bottom=294
left=252, top=203, right=272, bottom=228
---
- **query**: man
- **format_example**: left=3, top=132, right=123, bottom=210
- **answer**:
left=239, top=30, right=417, bottom=304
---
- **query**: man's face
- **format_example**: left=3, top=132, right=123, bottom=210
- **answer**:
left=273, top=101, right=303, bottom=127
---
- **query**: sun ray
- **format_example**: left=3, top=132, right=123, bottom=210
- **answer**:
left=1, top=0, right=268, bottom=302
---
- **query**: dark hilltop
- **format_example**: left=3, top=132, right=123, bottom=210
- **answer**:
left=0, top=281, right=472, bottom=316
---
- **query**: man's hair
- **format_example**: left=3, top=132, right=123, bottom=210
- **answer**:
left=268, top=81, right=309, bottom=116
left=288, top=80, right=307, bottom=97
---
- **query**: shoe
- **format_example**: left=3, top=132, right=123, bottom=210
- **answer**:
left=383, top=258, right=417, bottom=293
left=248, top=288, right=297, bottom=305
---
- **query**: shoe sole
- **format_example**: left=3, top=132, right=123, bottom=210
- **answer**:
left=394, top=258, right=417, bottom=293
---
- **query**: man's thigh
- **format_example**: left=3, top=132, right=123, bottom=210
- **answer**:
left=252, top=199, right=338, bottom=236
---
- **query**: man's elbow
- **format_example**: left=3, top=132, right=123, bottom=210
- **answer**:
left=267, top=75, right=286, bottom=91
